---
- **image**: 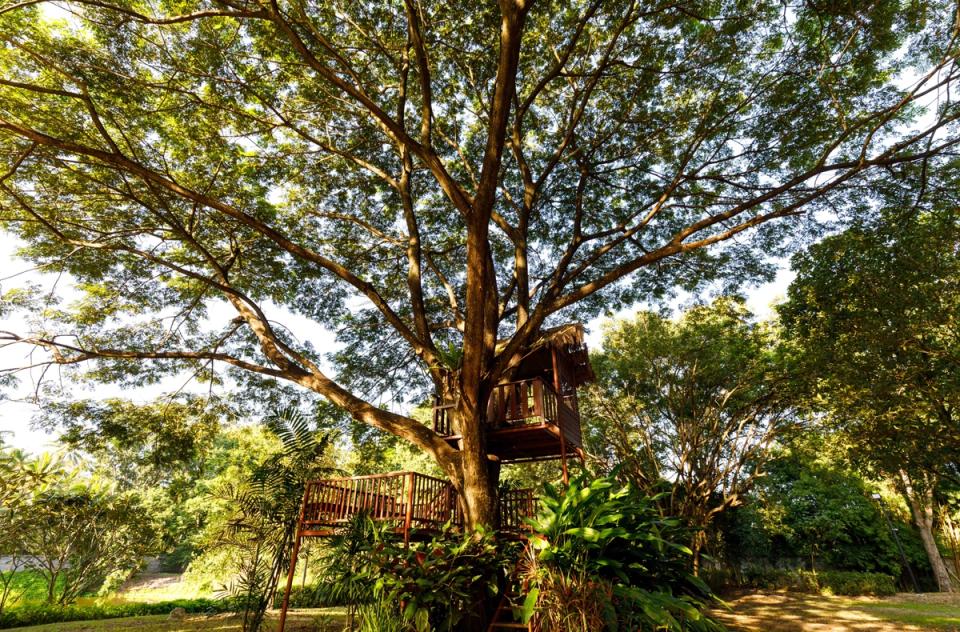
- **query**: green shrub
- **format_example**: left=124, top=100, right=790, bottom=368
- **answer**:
left=525, top=473, right=722, bottom=632
left=280, top=584, right=330, bottom=608
left=308, top=515, right=519, bottom=632
left=0, top=598, right=235, bottom=629
left=739, top=567, right=820, bottom=592
left=818, top=571, right=897, bottom=596
left=369, top=525, right=514, bottom=631
left=737, top=567, right=896, bottom=596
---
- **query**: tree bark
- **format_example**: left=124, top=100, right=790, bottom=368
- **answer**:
left=690, top=531, right=704, bottom=578
left=899, top=469, right=955, bottom=592
left=453, top=401, right=499, bottom=530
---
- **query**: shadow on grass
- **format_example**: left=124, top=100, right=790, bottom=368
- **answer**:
left=711, top=591, right=960, bottom=632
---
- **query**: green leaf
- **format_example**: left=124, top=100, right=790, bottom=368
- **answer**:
left=520, top=588, right=539, bottom=624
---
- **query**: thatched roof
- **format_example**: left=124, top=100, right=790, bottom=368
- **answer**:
left=538, top=322, right=587, bottom=350
left=497, top=322, right=594, bottom=386
left=495, top=322, right=586, bottom=354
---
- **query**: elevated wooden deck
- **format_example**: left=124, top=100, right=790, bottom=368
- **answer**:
left=433, top=377, right=584, bottom=463
left=296, top=471, right=536, bottom=541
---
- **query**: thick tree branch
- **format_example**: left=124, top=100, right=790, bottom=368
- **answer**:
left=0, top=119, right=442, bottom=368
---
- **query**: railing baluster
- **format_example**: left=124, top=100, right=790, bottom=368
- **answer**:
left=328, top=482, right=336, bottom=522
left=533, top=379, right=542, bottom=420
left=346, top=480, right=354, bottom=520
left=520, top=382, right=528, bottom=418
left=320, top=483, right=330, bottom=522
left=512, top=383, right=521, bottom=420
left=350, top=481, right=357, bottom=518
left=334, top=482, right=344, bottom=522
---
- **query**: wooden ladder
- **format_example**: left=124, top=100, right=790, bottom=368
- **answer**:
left=487, top=591, right=532, bottom=631
left=486, top=544, right=538, bottom=632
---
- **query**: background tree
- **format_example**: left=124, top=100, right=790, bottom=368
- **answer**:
left=0, top=441, right=59, bottom=613
left=779, top=202, right=960, bottom=591
left=1, top=0, right=959, bottom=531
left=15, top=465, right=157, bottom=605
left=725, top=443, right=926, bottom=580
left=40, top=396, right=229, bottom=488
left=29, top=396, right=232, bottom=570
left=940, top=480, right=960, bottom=580
left=582, top=298, right=793, bottom=572
left=196, top=408, right=333, bottom=632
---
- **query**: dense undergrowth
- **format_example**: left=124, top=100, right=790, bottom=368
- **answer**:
left=296, top=473, right=724, bottom=631
left=711, top=567, right=898, bottom=596
left=522, top=474, right=723, bottom=632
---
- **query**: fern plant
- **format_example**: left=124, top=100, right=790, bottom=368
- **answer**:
left=309, top=512, right=384, bottom=628
left=213, top=407, right=334, bottom=632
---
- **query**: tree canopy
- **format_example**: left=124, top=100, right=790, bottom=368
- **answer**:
left=780, top=207, right=960, bottom=478
left=779, top=201, right=960, bottom=591
left=582, top=298, right=793, bottom=569
left=1, top=0, right=960, bottom=526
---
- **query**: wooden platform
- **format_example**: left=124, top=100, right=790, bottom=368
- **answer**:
left=296, top=471, right=536, bottom=541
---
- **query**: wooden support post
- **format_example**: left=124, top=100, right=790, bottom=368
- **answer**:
left=559, top=425, right=569, bottom=485
left=404, top=471, right=415, bottom=547
left=551, top=347, right=561, bottom=394
left=277, top=486, right=309, bottom=632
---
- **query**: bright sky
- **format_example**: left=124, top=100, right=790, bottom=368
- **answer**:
left=0, top=227, right=793, bottom=454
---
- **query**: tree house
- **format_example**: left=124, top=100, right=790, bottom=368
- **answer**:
left=285, top=323, right=593, bottom=542
left=278, top=324, right=594, bottom=632
left=433, top=323, right=594, bottom=464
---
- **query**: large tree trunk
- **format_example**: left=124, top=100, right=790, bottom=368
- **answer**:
left=452, top=383, right=499, bottom=530
left=899, top=470, right=955, bottom=592
left=690, top=531, right=704, bottom=577
left=449, top=395, right=503, bottom=632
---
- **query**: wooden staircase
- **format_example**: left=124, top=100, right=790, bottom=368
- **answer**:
left=488, top=592, right=537, bottom=631
left=487, top=545, right=539, bottom=632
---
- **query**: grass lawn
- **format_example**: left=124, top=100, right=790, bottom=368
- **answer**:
left=713, top=591, right=960, bottom=631
left=1, top=609, right=347, bottom=631
left=2, top=570, right=218, bottom=608
left=6, top=592, right=957, bottom=631
left=3, top=571, right=54, bottom=605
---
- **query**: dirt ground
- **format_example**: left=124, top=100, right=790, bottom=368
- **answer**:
left=712, top=591, right=960, bottom=632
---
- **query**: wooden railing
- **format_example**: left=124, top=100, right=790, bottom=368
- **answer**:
left=301, top=471, right=460, bottom=536
left=500, top=488, right=538, bottom=535
left=433, top=400, right=455, bottom=436
left=300, top=472, right=535, bottom=539
left=432, top=377, right=581, bottom=445
left=488, top=377, right=580, bottom=442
